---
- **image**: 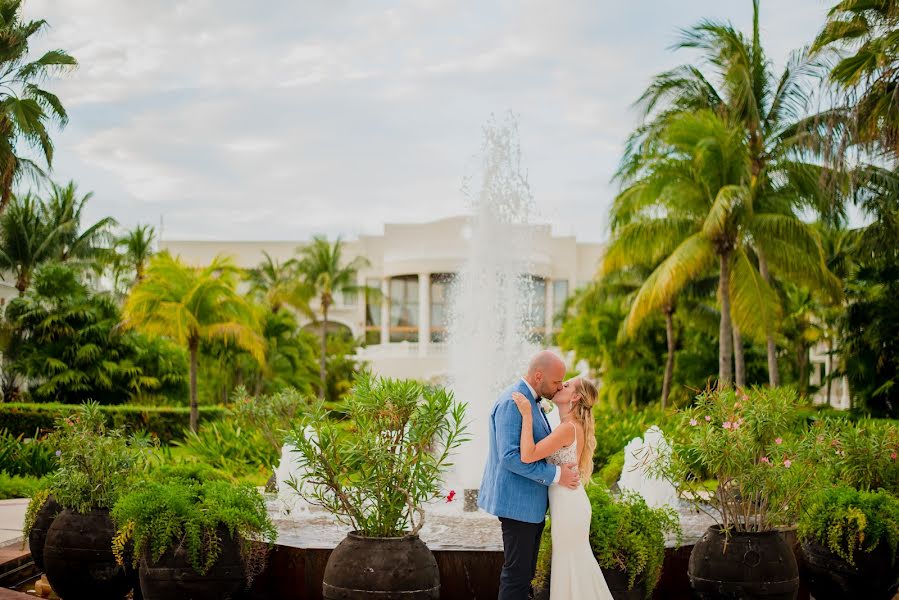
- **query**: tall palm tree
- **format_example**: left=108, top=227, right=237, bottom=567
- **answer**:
left=116, top=224, right=156, bottom=283
left=245, top=251, right=311, bottom=315
left=296, top=237, right=368, bottom=397
left=813, top=0, right=899, bottom=157
left=0, top=193, right=66, bottom=294
left=122, top=252, right=265, bottom=431
left=0, top=1, right=76, bottom=211
left=45, top=181, right=117, bottom=271
left=612, top=109, right=836, bottom=388
left=630, top=0, right=842, bottom=386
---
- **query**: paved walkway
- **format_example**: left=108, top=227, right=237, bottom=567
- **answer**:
left=0, top=499, right=27, bottom=547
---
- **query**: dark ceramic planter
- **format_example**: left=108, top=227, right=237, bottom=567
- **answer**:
left=138, top=529, right=245, bottom=600
left=688, top=526, right=799, bottom=600
left=43, top=508, right=133, bottom=600
left=602, top=565, right=649, bottom=600
left=27, top=495, right=61, bottom=571
left=799, top=538, right=899, bottom=600
left=322, top=532, right=440, bottom=599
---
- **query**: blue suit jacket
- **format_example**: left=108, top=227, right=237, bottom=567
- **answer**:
left=478, top=379, right=557, bottom=523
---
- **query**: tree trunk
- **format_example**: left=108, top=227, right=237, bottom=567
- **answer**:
left=0, top=161, right=15, bottom=214
left=15, top=270, right=28, bottom=296
left=189, top=339, right=199, bottom=433
left=826, top=339, right=834, bottom=405
left=662, top=307, right=675, bottom=410
left=718, top=252, right=734, bottom=389
left=733, top=325, right=746, bottom=388
left=756, top=248, right=780, bottom=387
left=319, top=303, right=328, bottom=399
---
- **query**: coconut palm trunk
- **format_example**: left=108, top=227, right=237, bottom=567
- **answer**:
left=189, top=337, right=199, bottom=433
left=733, top=325, right=746, bottom=388
left=319, top=300, right=329, bottom=399
left=826, top=339, right=834, bottom=403
left=718, top=252, right=734, bottom=388
left=756, top=248, right=780, bottom=386
left=662, top=306, right=675, bottom=409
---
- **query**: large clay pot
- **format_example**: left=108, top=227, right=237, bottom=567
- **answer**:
left=138, top=528, right=245, bottom=600
left=322, top=532, right=440, bottom=599
left=688, top=527, right=799, bottom=600
left=601, top=566, right=649, bottom=600
left=43, top=508, right=132, bottom=600
left=800, top=538, right=899, bottom=600
left=28, top=495, right=61, bottom=571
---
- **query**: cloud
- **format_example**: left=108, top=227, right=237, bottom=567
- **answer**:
left=21, top=0, right=829, bottom=245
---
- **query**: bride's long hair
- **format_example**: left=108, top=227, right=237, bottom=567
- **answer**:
left=571, top=378, right=598, bottom=484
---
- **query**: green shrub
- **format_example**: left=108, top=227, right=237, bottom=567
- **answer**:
left=0, top=472, right=42, bottom=499
left=0, top=428, right=57, bottom=477
left=0, top=403, right=228, bottom=442
left=798, top=486, right=899, bottom=567
left=816, top=419, right=899, bottom=494
left=588, top=486, right=682, bottom=592
left=111, top=478, right=276, bottom=581
left=173, top=421, right=278, bottom=476
left=598, top=450, right=625, bottom=488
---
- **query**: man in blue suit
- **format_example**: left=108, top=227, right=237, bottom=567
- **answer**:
left=478, top=351, right=581, bottom=600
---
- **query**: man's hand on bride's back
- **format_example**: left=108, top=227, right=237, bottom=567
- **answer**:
left=559, top=463, right=580, bottom=489
left=511, top=392, right=532, bottom=417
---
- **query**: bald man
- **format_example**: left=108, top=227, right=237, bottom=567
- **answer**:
left=478, top=351, right=581, bottom=600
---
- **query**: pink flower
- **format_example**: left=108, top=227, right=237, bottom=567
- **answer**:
left=733, top=422, right=741, bottom=430
left=690, top=419, right=698, bottom=426
left=446, top=490, right=456, bottom=503
left=723, top=421, right=732, bottom=429
left=775, top=437, right=783, bottom=445
left=705, top=415, right=712, bottom=422
left=760, top=456, right=770, bottom=464
left=734, top=402, right=741, bottom=409
left=783, top=459, right=792, bottom=468
left=890, top=453, right=896, bottom=461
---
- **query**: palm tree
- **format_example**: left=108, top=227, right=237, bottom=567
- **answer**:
left=0, top=193, right=66, bottom=294
left=612, top=109, right=837, bottom=388
left=0, top=1, right=76, bottom=211
left=45, top=181, right=117, bottom=270
left=296, top=237, right=368, bottom=397
left=813, top=0, right=899, bottom=157
left=630, top=0, right=842, bottom=386
left=245, top=251, right=311, bottom=315
left=116, top=224, right=156, bottom=283
left=122, top=252, right=265, bottom=431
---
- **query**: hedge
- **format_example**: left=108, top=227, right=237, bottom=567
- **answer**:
left=0, top=403, right=229, bottom=443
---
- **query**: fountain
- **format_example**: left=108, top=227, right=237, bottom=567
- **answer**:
left=617, top=426, right=681, bottom=510
left=445, top=113, right=544, bottom=508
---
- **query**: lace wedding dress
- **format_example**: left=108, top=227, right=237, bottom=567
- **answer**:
left=546, top=441, right=614, bottom=600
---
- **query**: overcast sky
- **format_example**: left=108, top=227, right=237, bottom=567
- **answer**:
left=22, top=0, right=830, bottom=243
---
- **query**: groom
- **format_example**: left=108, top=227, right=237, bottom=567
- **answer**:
left=479, top=351, right=580, bottom=600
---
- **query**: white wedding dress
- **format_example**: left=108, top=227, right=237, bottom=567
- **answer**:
left=546, top=441, right=614, bottom=599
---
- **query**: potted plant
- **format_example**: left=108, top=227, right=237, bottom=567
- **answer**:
left=653, top=386, right=824, bottom=600
left=111, top=476, right=277, bottom=600
left=39, top=402, right=152, bottom=600
left=798, top=486, right=899, bottom=600
left=286, top=373, right=467, bottom=600
left=532, top=487, right=681, bottom=600
left=796, top=420, right=899, bottom=600
left=22, top=486, right=60, bottom=571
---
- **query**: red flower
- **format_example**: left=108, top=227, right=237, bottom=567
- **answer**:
left=446, top=490, right=456, bottom=503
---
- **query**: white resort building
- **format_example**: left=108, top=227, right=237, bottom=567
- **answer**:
left=161, top=216, right=603, bottom=383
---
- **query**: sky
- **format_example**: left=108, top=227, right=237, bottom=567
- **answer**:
left=22, top=0, right=831, bottom=243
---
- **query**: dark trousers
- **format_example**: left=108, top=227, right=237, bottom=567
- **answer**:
left=498, top=516, right=545, bottom=600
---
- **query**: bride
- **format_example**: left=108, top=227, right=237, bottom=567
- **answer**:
left=511, top=378, right=613, bottom=599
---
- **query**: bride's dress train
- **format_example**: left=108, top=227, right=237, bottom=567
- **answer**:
left=547, top=441, right=614, bottom=599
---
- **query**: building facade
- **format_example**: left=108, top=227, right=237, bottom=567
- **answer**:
left=161, top=216, right=604, bottom=382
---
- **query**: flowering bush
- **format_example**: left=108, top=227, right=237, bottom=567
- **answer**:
left=814, top=418, right=899, bottom=494
left=653, top=386, right=825, bottom=532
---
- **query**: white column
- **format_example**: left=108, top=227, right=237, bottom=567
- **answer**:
left=380, top=277, right=390, bottom=345
left=544, top=278, right=554, bottom=343
left=418, top=272, right=430, bottom=356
